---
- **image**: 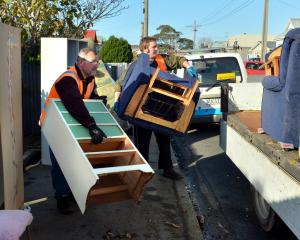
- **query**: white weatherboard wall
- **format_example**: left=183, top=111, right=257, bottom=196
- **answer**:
left=0, top=23, right=23, bottom=209
left=228, top=82, right=263, bottom=111
left=41, top=38, right=88, bottom=165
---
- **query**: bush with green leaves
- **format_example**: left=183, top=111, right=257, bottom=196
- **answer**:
left=99, top=36, right=133, bottom=63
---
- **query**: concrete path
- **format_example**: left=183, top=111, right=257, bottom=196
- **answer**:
left=23, top=136, right=202, bottom=240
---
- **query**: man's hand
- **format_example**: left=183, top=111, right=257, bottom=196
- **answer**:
left=88, top=124, right=107, bottom=144
left=187, top=66, right=197, bottom=77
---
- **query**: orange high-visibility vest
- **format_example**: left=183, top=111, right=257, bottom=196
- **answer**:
left=155, top=55, right=167, bottom=72
left=40, top=66, right=95, bottom=125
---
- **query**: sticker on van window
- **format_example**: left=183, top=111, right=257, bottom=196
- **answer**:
left=217, top=72, right=236, bottom=81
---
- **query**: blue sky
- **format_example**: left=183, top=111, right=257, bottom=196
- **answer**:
left=94, top=0, right=300, bottom=44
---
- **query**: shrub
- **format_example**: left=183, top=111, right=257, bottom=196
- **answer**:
left=99, top=36, right=133, bottom=63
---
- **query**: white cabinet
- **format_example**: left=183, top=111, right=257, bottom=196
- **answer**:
left=41, top=38, right=88, bottom=165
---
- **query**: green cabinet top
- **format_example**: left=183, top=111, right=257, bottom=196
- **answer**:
left=53, top=100, right=124, bottom=138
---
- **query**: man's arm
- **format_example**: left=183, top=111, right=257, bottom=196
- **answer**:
left=164, top=55, right=189, bottom=70
left=164, top=55, right=196, bottom=77
left=55, top=77, right=96, bottom=128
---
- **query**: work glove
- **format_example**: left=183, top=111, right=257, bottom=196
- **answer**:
left=113, top=101, right=119, bottom=113
left=186, top=66, right=197, bottom=77
left=99, top=95, right=107, bottom=106
left=88, top=124, right=107, bottom=144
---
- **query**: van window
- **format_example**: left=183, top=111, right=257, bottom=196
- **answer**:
left=190, top=57, right=243, bottom=87
left=245, top=62, right=264, bottom=70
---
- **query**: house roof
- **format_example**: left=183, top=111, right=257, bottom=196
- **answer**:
left=83, top=30, right=99, bottom=43
left=287, top=18, right=300, bottom=30
left=275, top=18, right=300, bottom=41
left=227, top=34, right=275, bottom=48
left=249, top=40, right=276, bottom=51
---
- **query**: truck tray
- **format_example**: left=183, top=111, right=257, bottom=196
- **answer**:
left=227, top=111, right=300, bottom=182
left=42, top=100, right=154, bottom=213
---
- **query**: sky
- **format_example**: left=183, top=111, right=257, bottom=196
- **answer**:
left=94, top=0, right=300, bottom=45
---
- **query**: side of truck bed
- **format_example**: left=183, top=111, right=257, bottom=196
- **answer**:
left=220, top=111, right=300, bottom=238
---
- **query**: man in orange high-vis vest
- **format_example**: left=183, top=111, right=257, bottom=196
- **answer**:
left=114, top=37, right=197, bottom=180
left=43, top=47, right=107, bottom=214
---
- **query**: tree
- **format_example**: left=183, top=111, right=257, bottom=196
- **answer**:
left=0, top=0, right=60, bottom=61
left=0, top=0, right=128, bottom=62
left=56, top=0, right=128, bottom=38
left=177, top=38, right=193, bottom=50
left=99, top=36, right=133, bottom=63
left=153, top=25, right=181, bottom=53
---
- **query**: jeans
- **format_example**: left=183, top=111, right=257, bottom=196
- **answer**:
left=49, top=148, right=71, bottom=198
left=133, top=125, right=173, bottom=171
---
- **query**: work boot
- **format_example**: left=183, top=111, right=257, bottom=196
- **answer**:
left=56, top=195, right=74, bottom=215
left=163, top=169, right=184, bottom=180
left=23, top=150, right=41, bottom=172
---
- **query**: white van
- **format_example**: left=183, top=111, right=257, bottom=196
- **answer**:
left=177, top=52, right=248, bottom=123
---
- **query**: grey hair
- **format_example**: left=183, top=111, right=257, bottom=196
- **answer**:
left=77, top=47, right=96, bottom=61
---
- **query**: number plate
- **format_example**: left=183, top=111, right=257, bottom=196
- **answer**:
left=198, top=98, right=221, bottom=109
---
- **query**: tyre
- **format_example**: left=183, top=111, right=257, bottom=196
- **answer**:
left=250, top=184, right=277, bottom=232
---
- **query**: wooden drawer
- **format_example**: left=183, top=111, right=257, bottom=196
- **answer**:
left=124, top=68, right=199, bottom=133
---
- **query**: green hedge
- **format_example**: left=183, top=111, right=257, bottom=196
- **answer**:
left=99, top=36, right=133, bottom=63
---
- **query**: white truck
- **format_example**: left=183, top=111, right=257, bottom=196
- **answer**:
left=176, top=52, right=248, bottom=124
left=219, top=80, right=300, bottom=238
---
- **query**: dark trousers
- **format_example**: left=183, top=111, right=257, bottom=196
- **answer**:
left=49, top=148, right=71, bottom=198
left=133, top=125, right=173, bottom=170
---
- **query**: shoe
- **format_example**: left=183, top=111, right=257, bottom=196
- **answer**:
left=56, top=196, right=74, bottom=215
left=163, top=169, right=184, bottom=180
left=23, top=150, right=41, bottom=172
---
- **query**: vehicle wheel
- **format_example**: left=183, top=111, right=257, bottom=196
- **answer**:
left=250, top=184, right=277, bottom=232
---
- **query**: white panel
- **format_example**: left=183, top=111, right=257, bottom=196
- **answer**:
left=93, top=164, right=153, bottom=175
left=221, top=121, right=300, bottom=238
left=41, top=38, right=68, bottom=99
left=41, top=38, right=68, bottom=165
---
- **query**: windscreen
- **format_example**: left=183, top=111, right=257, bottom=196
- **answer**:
left=245, top=62, right=264, bottom=70
left=189, top=57, right=243, bottom=87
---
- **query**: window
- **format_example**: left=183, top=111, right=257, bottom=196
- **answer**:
left=189, top=57, right=243, bottom=87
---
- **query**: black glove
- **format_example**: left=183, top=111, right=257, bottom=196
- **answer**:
left=88, top=124, right=107, bottom=144
left=99, top=95, right=107, bottom=106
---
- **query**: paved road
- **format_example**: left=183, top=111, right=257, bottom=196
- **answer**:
left=247, top=74, right=264, bottom=83
left=172, top=124, right=297, bottom=240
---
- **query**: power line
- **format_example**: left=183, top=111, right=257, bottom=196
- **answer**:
left=200, top=0, right=234, bottom=24
left=186, top=20, right=201, bottom=49
left=201, top=0, right=255, bottom=26
left=278, top=0, right=300, bottom=11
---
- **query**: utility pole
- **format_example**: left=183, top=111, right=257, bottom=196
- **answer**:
left=143, top=0, right=148, bottom=37
left=141, top=22, right=144, bottom=40
left=261, top=0, right=268, bottom=61
left=187, top=20, right=201, bottom=49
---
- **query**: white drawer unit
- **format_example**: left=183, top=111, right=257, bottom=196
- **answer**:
left=42, top=99, right=154, bottom=213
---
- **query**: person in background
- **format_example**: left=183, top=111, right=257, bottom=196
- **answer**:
left=40, top=47, right=107, bottom=214
left=114, top=37, right=196, bottom=180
